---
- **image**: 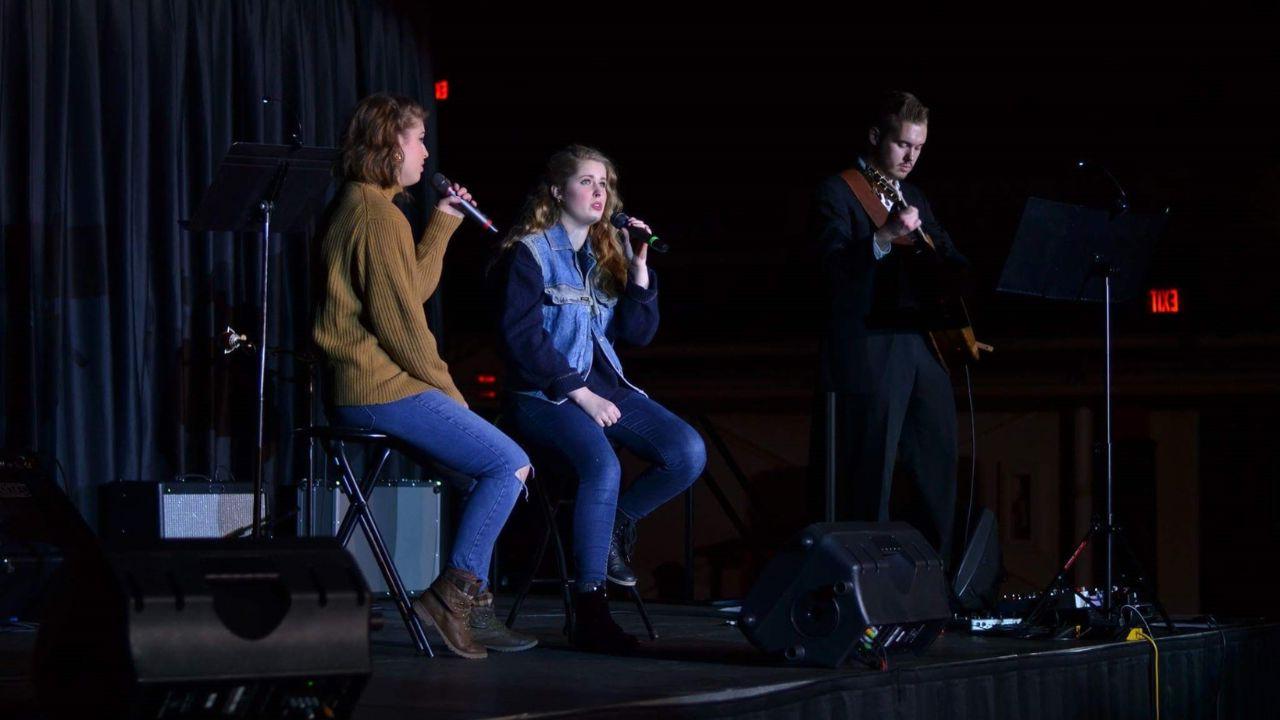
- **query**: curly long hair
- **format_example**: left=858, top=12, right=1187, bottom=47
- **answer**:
left=339, top=92, right=426, bottom=188
left=502, top=145, right=628, bottom=297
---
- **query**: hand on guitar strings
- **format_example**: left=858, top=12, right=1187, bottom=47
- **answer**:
left=877, top=205, right=922, bottom=247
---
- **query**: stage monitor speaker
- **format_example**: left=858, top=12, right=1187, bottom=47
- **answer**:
left=2, top=453, right=373, bottom=719
left=35, top=538, right=372, bottom=719
left=953, top=508, right=1003, bottom=613
left=738, top=522, right=951, bottom=668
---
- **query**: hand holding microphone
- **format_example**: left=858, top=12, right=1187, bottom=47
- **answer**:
left=610, top=212, right=669, bottom=253
left=431, top=172, right=498, bottom=233
left=611, top=212, right=664, bottom=289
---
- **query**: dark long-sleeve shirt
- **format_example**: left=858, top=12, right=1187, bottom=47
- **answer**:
left=497, top=242, right=659, bottom=401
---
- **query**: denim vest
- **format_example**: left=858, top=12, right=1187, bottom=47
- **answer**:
left=513, top=223, right=645, bottom=403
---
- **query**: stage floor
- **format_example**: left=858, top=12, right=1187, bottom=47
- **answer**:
left=356, top=597, right=1279, bottom=720
left=2, top=596, right=1276, bottom=719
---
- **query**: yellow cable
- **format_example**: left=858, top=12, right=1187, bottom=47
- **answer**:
left=1127, top=628, right=1160, bottom=720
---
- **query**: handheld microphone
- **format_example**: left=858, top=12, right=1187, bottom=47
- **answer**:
left=431, top=173, right=498, bottom=233
left=610, top=212, right=669, bottom=253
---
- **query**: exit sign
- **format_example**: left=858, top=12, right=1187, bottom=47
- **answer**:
left=1149, top=288, right=1180, bottom=314
left=434, top=80, right=449, bottom=101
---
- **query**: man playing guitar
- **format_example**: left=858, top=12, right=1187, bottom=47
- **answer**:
left=811, top=90, right=973, bottom=565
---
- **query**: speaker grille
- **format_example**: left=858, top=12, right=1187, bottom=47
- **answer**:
left=161, top=491, right=256, bottom=538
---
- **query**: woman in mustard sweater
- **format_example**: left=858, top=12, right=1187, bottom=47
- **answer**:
left=314, top=93, right=533, bottom=659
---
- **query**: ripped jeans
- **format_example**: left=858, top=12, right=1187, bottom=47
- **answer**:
left=330, top=389, right=529, bottom=587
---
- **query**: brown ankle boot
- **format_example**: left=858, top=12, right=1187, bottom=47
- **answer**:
left=470, top=591, right=538, bottom=652
left=414, top=567, right=487, bottom=659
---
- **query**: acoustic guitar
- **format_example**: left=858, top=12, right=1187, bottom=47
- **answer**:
left=857, top=164, right=993, bottom=372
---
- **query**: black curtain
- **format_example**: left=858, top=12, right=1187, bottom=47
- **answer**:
left=0, top=0, right=439, bottom=523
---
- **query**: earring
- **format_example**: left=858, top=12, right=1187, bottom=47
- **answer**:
left=394, top=152, right=403, bottom=162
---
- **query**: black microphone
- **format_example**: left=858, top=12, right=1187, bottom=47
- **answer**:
left=261, top=96, right=302, bottom=148
left=431, top=173, right=498, bottom=233
left=610, top=212, right=669, bottom=253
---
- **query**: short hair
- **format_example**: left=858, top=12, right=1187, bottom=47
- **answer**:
left=873, top=90, right=929, bottom=134
left=339, top=92, right=427, bottom=187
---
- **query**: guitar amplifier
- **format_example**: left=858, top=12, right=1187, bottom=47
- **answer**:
left=98, top=480, right=264, bottom=540
left=298, top=478, right=443, bottom=595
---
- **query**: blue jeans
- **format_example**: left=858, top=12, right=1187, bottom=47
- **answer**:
left=506, top=392, right=705, bottom=588
left=330, top=390, right=529, bottom=587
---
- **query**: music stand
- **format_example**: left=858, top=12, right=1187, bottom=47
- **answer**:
left=998, top=196, right=1171, bottom=633
left=185, top=142, right=337, bottom=539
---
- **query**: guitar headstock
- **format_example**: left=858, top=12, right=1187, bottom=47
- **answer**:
left=860, top=164, right=905, bottom=208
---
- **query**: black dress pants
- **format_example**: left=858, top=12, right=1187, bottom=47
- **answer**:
left=826, top=332, right=958, bottom=564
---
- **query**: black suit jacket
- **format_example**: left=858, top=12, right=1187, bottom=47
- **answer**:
left=811, top=171, right=969, bottom=392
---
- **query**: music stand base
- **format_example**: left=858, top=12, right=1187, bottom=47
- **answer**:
left=1019, top=517, right=1173, bottom=637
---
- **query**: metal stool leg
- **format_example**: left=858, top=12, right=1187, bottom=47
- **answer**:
left=330, top=441, right=434, bottom=657
left=546, top=497, right=575, bottom=637
left=506, top=509, right=554, bottom=628
left=330, top=440, right=391, bottom=547
left=626, top=585, right=658, bottom=640
left=506, top=473, right=576, bottom=636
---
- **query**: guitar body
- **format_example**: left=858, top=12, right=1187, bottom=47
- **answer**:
left=928, top=311, right=984, bottom=370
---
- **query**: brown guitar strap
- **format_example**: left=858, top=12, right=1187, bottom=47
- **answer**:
left=839, top=168, right=950, bottom=370
left=840, top=167, right=926, bottom=249
left=839, top=168, right=892, bottom=228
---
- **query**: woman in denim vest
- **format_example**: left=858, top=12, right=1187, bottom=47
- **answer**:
left=496, top=145, right=706, bottom=652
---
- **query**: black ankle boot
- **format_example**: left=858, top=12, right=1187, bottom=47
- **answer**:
left=570, top=582, right=638, bottom=654
left=606, top=511, right=638, bottom=587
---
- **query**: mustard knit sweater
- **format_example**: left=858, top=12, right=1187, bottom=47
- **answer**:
left=313, top=181, right=466, bottom=407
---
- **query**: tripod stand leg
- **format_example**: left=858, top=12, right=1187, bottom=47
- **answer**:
left=1112, top=529, right=1175, bottom=632
left=1021, top=522, right=1100, bottom=632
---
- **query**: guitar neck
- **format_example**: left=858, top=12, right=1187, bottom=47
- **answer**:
left=863, top=165, right=937, bottom=251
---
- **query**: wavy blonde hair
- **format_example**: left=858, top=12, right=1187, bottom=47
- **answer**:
left=502, top=145, right=628, bottom=297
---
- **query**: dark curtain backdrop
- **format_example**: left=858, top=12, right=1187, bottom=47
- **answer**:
left=0, top=0, right=439, bottom=523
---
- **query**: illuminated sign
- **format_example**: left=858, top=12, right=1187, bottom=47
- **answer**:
left=1149, top=288, right=1180, bottom=314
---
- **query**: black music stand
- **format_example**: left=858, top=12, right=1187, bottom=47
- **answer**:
left=998, top=196, right=1171, bottom=633
left=185, top=142, right=337, bottom=539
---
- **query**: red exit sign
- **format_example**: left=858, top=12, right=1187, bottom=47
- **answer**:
left=1149, top=288, right=1180, bottom=314
left=434, top=80, right=449, bottom=101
